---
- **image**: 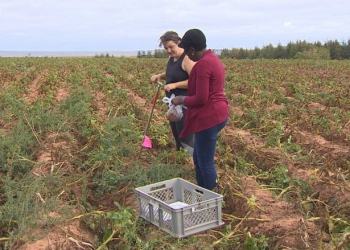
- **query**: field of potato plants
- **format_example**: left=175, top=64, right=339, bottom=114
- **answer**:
left=0, top=56, right=350, bottom=250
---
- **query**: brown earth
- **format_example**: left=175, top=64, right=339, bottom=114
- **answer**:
left=5, top=69, right=350, bottom=249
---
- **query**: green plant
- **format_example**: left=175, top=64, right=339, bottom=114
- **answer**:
left=0, top=173, right=65, bottom=246
left=269, top=165, right=291, bottom=190
left=282, top=135, right=302, bottom=154
left=1, top=56, right=350, bottom=249
left=235, top=155, right=257, bottom=175
left=265, top=120, right=284, bottom=147
left=243, top=232, right=269, bottom=250
left=96, top=202, right=140, bottom=250
left=0, top=119, right=38, bottom=176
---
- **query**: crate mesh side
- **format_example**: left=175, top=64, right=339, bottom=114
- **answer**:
left=196, top=193, right=203, bottom=202
left=183, top=188, right=204, bottom=204
left=183, top=207, right=218, bottom=228
left=140, top=198, right=173, bottom=230
left=140, top=199, right=151, bottom=220
left=149, top=187, right=174, bottom=202
left=154, top=208, right=172, bottom=223
left=183, top=188, right=192, bottom=204
left=161, top=210, right=173, bottom=232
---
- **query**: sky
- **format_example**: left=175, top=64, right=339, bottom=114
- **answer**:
left=0, top=0, right=349, bottom=52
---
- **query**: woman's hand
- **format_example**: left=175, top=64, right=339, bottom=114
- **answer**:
left=164, top=83, right=177, bottom=92
left=150, top=73, right=163, bottom=82
left=171, top=96, right=185, bottom=106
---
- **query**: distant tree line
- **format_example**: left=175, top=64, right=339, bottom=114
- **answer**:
left=137, top=49, right=223, bottom=58
left=136, top=50, right=154, bottom=58
left=137, top=39, right=350, bottom=60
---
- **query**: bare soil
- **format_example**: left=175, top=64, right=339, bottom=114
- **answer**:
left=6, top=68, right=350, bottom=250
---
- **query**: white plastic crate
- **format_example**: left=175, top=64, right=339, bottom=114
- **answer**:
left=135, top=177, right=224, bottom=238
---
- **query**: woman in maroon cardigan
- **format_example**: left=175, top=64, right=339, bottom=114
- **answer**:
left=171, top=28, right=229, bottom=191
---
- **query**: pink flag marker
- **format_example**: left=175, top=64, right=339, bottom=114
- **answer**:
left=142, top=135, right=152, bottom=148
left=139, top=81, right=163, bottom=157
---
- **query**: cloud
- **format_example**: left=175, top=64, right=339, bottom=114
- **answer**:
left=284, top=21, right=292, bottom=27
left=0, top=0, right=349, bottom=51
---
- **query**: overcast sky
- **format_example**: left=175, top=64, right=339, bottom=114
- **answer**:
left=1, top=0, right=349, bottom=52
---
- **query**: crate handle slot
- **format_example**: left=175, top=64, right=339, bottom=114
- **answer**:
left=150, top=184, right=166, bottom=191
left=194, top=189, right=203, bottom=194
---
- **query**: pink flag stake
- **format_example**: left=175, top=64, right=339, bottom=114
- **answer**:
left=139, top=81, right=163, bottom=157
left=142, top=135, right=152, bottom=148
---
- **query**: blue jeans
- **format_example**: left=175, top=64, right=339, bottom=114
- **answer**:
left=193, top=118, right=228, bottom=190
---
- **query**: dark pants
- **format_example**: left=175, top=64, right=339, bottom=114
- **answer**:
left=193, top=118, right=228, bottom=190
left=169, top=106, right=194, bottom=154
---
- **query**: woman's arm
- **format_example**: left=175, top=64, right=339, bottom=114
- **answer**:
left=182, top=60, right=210, bottom=107
left=150, top=72, right=166, bottom=82
left=164, top=79, right=188, bottom=92
left=172, top=60, right=210, bottom=106
left=182, top=54, right=195, bottom=76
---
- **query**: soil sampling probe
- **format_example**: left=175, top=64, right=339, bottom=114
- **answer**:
left=139, top=81, right=163, bottom=157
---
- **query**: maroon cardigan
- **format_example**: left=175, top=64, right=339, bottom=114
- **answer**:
left=180, top=50, right=229, bottom=138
